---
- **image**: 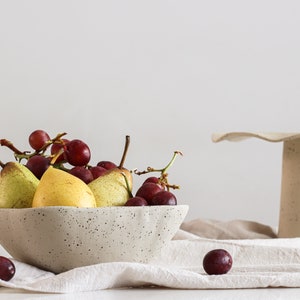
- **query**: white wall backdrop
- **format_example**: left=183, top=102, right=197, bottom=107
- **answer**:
left=1, top=0, right=300, bottom=227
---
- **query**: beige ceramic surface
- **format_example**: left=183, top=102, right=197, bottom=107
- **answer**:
left=212, top=131, right=300, bottom=238
left=0, top=205, right=188, bottom=273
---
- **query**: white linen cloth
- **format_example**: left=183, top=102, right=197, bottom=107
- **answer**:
left=1, top=218, right=300, bottom=293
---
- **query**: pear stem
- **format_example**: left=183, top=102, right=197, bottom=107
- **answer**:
left=119, top=135, right=130, bottom=169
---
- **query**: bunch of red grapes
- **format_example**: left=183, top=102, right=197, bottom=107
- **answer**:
left=125, top=176, right=177, bottom=206
left=24, top=129, right=116, bottom=184
left=1, top=129, right=180, bottom=206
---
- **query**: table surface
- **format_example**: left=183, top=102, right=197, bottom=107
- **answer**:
left=1, top=287, right=300, bottom=300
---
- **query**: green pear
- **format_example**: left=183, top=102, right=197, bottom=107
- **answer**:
left=0, top=161, right=39, bottom=208
left=32, top=166, right=96, bottom=208
left=88, top=135, right=133, bottom=207
left=88, top=168, right=132, bottom=206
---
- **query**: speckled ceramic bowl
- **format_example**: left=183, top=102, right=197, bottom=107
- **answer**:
left=0, top=205, right=188, bottom=273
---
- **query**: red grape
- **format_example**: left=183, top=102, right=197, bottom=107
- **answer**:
left=203, top=249, right=233, bottom=275
left=89, top=166, right=107, bottom=180
left=125, top=196, right=148, bottom=206
left=143, top=177, right=160, bottom=185
left=26, top=155, right=50, bottom=179
left=29, top=130, right=50, bottom=151
left=135, top=182, right=163, bottom=205
left=50, top=139, right=69, bottom=163
left=69, top=166, right=94, bottom=184
left=151, top=190, right=177, bottom=205
left=0, top=256, right=15, bottom=281
left=64, top=139, right=91, bottom=166
left=97, top=161, right=117, bottom=170
left=142, top=176, right=165, bottom=189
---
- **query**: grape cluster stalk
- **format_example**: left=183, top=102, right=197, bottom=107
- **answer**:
left=124, top=151, right=182, bottom=206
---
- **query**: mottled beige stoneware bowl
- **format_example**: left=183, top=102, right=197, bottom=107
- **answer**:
left=0, top=205, right=188, bottom=273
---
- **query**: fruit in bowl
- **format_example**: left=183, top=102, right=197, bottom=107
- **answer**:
left=0, top=131, right=182, bottom=208
left=0, top=130, right=187, bottom=273
left=0, top=205, right=188, bottom=273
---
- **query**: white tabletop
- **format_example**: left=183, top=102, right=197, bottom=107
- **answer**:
left=1, top=287, right=300, bottom=300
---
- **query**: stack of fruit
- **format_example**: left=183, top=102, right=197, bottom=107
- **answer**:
left=0, top=130, right=181, bottom=209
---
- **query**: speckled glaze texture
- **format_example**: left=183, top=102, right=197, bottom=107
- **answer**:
left=0, top=205, right=188, bottom=273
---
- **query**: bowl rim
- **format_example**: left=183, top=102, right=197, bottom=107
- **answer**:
left=0, top=204, right=189, bottom=211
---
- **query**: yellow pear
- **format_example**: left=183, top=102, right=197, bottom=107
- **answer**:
left=0, top=162, right=39, bottom=208
left=88, top=168, right=132, bottom=206
left=88, top=135, right=133, bottom=207
left=32, top=166, right=96, bottom=208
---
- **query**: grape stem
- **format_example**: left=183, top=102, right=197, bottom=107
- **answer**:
left=161, top=151, right=183, bottom=175
left=1, top=132, right=68, bottom=163
left=135, top=151, right=182, bottom=175
left=134, top=151, right=183, bottom=191
left=38, top=132, right=67, bottom=154
left=50, top=148, right=65, bottom=165
left=119, top=135, right=130, bottom=169
left=0, top=139, right=24, bottom=155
